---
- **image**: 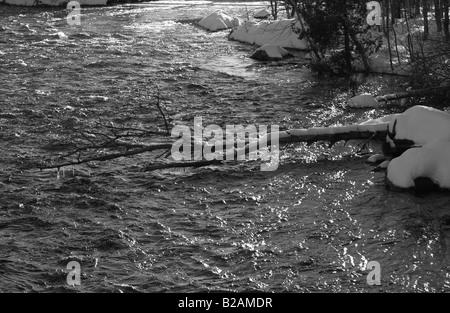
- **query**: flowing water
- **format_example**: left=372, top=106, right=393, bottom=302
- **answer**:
left=1, top=1, right=450, bottom=293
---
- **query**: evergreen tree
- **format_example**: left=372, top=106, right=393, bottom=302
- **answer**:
left=296, top=0, right=382, bottom=74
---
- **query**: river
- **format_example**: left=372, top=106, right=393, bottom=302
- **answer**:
left=0, top=0, right=449, bottom=292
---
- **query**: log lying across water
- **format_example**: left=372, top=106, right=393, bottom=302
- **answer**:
left=275, top=123, right=389, bottom=145
left=40, top=122, right=390, bottom=170
left=375, top=86, right=449, bottom=103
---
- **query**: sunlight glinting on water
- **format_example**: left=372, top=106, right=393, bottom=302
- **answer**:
left=0, top=1, right=449, bottom=293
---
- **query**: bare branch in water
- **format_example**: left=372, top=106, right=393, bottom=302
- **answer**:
left=39, top=143, right=173, bottom=170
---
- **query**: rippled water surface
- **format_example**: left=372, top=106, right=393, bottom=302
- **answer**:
left=1, top=1, right=450, bottom=293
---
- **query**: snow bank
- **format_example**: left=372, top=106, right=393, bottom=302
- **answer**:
left=197, top=10, right=240, bottom=32
left=387, top=105, right=450, bottom=148
left=366, top=51, right=411, bottom=75
left=381, top=105, right=450, bottom=190
left=3, top=0, right=107, bottom=5
left=387, top=139, right=450, bottom=189
left=250, top=44, right=292, bottom=61
left=366, top=17, right=448, bottom=74
left=229, top=19, right=309, bottom=50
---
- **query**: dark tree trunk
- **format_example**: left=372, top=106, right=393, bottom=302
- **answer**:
left=384, top=0, right=395, bottom=71
left=444, top=0, right=450, bottom=41
left=384, top=0, right=390, bottom=35
left=270, top=0, right=278, bottom=20
left=343, top=24, right=352, bottom=73
left=391, top=0, right=402, bottom=23
left=406, top=0, right=413, bottom=17
left=423, top=0, right=429, bottom=40
left=404, top=7, right=415, bottom=62
left=344, top=20, right=372, bottom=72
left=435, top=0, right=443, bottom=32
left=415, top=0, right=422, bottom=16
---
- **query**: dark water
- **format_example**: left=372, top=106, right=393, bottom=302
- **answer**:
left=1, top=1, right=450, bottom=293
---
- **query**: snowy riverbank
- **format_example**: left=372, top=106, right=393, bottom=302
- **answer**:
left=196, top=8, right=450, bottom=191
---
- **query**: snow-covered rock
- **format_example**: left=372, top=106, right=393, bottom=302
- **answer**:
left=382, top=105, right=450, bottom=190
left=229, top=19, right=309, bottom=50
left=197, top=11, right=240, bottom=32
left=387, top=139, right=450, bottom=189
left=347, top=93, right=380, bottom=108
left=367, top=154, right=386, bottom=164
left=250, top=44, right=293, bottom=61
left=254, top=9, right=271, bottom=19
left=386, top=105, right=450, bottom=149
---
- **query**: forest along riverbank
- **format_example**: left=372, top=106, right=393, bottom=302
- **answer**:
left=1, top=2, right=450, bottom=292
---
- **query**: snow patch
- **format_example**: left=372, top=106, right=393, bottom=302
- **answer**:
left=384, top=106, right=450, bottom=190
left=388, top=105, right=450, bottom=147
left=347, top=93, right=380, bottom=108
left=387, top=139, right=450, bottom=189
left=197, top=10, right=240, bottom=32
left=229, top=19, right=308, bottom=50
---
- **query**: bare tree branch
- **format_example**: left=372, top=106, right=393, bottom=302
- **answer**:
left=39, top=143, right=173, bottom=170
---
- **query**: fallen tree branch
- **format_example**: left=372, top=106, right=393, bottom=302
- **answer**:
left=39, top=143, right=173, bottom=170
left=257, top=122, right=389, bottom=147
left=279, top=130, right=387, bottom=145
left=141, top=127, right=389, bottom=172
left=365, top=71, right=410, bottom=77
left=375, top=86, right=449, bottom=102
left=142, top=159, right=225, bottom=172
left=39, top=122, right=390, bottom=171
left=148, top=83, right=170, bottom=136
